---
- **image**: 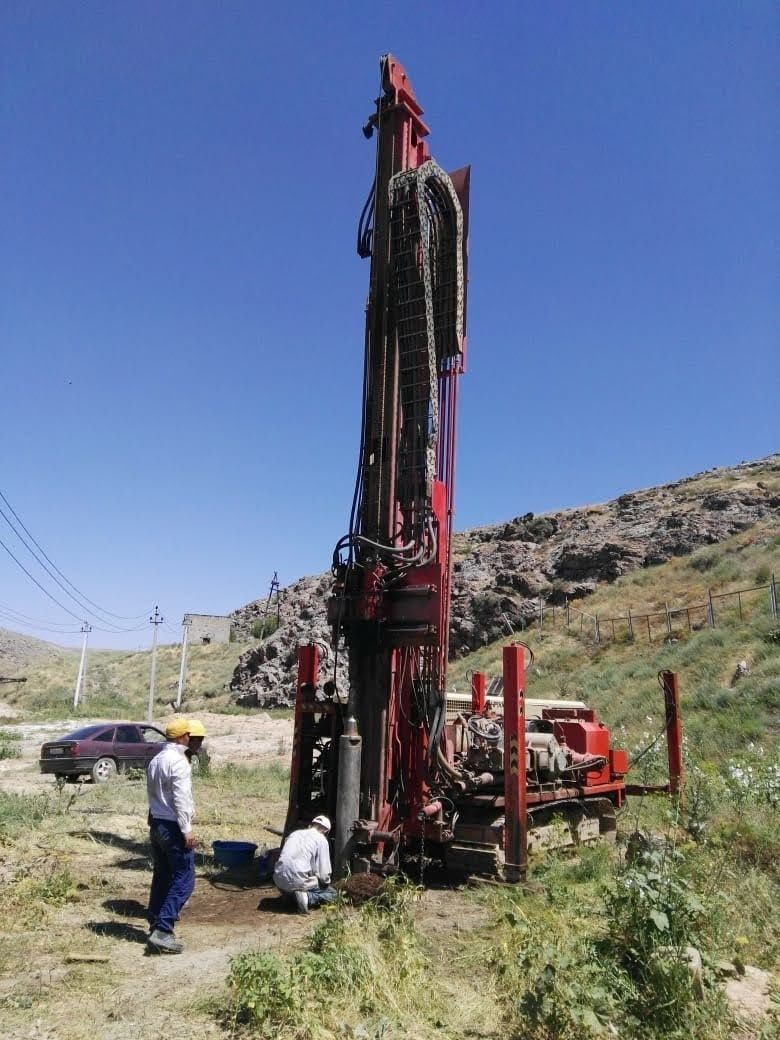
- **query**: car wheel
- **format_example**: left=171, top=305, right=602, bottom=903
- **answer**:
left=92, top=757, right=117, bottom=783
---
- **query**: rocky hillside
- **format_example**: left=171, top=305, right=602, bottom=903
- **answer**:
left=230, top=454, right=780, bottom=707
left=0, top=628, right=71, bottom=675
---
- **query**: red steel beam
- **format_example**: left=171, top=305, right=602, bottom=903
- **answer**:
left=471, top=671, right=486, bottom=714
left=661, top=669, right=684, bottom=804
left=502, top=645, right=527, bottom=881
left=284, top=643, right=320, bottom=835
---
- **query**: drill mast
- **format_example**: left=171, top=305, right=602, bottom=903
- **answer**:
left=285, top=55, right=470, bottom=874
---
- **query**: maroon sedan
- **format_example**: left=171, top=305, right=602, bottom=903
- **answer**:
left=39, top=722, right=167, bottom=782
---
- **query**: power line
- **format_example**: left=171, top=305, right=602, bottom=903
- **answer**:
left=0, top=487, right=151, bottom=625
left=0, top=501, right=140, bottom=631
left=0, top=537, right=149, bottom=636
left=0, top=532, right=89, bottom=623
left=0, top=600, right=84, bottom=631
left=0, top=611, right=82, bottom=637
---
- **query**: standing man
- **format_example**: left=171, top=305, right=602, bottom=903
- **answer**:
left=185, top=718, right=207, bottom=765
left=273, top=815, right=337, bottom=914
left=146, top=719, right=196, bottom=953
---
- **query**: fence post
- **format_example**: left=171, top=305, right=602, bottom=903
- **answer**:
left=647, top=615, right=652, bottom=642
left=707, top=590, right=715, bottom=628
left=595, top=616, right=601, bottom=644
left=686, top=607, right=692, bottom=633
left=611, top=618, right=616, bottom=640
left=538, top=597, right=543, bottom=634
left=627, top=607, right=634, bottom=640
left=737, top=592, right=743, bottom=621
left=771, top=574, right=778, bottom=621
left=665, top=602, right=673, bottom=640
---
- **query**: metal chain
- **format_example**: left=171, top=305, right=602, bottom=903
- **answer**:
left=388, top=160, right=464, bottom=491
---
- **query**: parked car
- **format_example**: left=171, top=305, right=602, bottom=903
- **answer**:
left=39, top=722, right=167, bottom=782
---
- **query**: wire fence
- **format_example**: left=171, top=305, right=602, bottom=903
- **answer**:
left=501, top=573, right=779, bottom=646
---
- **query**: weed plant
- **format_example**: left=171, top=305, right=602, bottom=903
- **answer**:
left=0, top=727, right=21, bottom=759
left=0, top=790, right=51, bottom=843
left=225, top=879, right=434, bottom=1039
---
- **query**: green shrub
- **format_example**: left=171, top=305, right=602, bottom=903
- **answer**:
left=0, top=729, right=21, bottom=760
left=251, top=615, right=280, bottom=640
left=603, top=847, right=729, bottom=1038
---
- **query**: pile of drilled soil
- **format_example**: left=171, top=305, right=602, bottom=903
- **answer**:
left=337, top=873, right=386, bottom=904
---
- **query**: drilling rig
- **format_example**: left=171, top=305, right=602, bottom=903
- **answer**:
left=284, top=53, right=469, bottom=875
left=283, top=55, right=683, bottom=881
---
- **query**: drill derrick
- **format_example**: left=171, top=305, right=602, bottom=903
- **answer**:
left=284, top=55, right=470, bottom=876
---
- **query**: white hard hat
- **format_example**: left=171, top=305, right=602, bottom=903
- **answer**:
left=311, top=815, right=331, bottom=832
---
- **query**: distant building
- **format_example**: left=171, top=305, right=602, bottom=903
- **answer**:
left=183, top=613, right=232, bottom=645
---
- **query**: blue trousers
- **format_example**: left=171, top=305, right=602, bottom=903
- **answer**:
left=148, top=818, right=195, bottom=934
left=307, top=884, right=338, bottom=909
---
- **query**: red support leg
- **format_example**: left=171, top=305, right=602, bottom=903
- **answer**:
left=661, top=670, right=684, bottom=804
left=503, top=645, right=527, bottom=881
left=471, top=671, right=486, bottom=714
left=284, top=644, right=320, bottom=835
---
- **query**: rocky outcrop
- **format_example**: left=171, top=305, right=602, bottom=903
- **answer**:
left=229, top=573, right=346, bottom=708
left=230, top=454, right=780, bottom=706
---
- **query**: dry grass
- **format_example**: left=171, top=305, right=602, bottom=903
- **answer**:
left=5, top=640, right=252, bottom=720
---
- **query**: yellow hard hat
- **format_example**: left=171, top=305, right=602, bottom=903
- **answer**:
left=165, top=718, right=191, bottom=740
left=187, top=719, right=207, bottom=738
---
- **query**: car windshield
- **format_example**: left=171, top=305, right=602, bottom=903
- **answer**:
left=60, top=725, right=106, bottom=740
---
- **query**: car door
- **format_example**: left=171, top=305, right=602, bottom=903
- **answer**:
left=139, top=725, right=167, bottom=766
left=88, top=727, right=117, bottom=767
left=114, top=725, right=145, bottom=769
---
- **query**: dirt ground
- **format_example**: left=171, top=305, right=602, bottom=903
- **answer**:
left=0, top=708, right=496, bottom=1040
left=0, top=705, right=294, bottom=794
left=0, top=707, right=302, bottom=1038
left=1, top=706, right=773, bottom=1039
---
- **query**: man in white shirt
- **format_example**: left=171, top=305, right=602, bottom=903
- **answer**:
left=273, top=815, right=337, bottom=914
left=146, top=718, right=197, bottom=953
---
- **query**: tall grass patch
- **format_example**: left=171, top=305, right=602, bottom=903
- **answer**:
left=224, top=881, right=436, bottom=1038
left=0, top=727, right=21, bottom=759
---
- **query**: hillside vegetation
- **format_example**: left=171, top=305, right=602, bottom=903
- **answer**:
left=0, top=640, right=251, bottom=721
left=449, top=522, right=780, bottom=760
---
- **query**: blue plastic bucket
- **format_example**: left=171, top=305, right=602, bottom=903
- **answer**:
left=212, top=840, right=258, bottom=869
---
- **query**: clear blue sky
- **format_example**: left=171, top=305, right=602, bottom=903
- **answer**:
left=1, top=2, right=777, bottom=649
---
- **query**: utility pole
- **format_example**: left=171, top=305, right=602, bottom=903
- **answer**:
left=174, top=616, right=191, bottom=710
left=72, top=622, right=92, bottom=710
left=147, top=606, right=164, bottom=722
left=260, top=571, right=281, bottom=638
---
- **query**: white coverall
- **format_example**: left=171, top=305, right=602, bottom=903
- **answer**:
left=273, top=827, right=332, bottom=893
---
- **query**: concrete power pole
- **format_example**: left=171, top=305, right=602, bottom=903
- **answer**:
left=72, top=622, right=92, bottom=710
left=174, top=616, right=191, bottom=710
left=147, top=606, right=164, bottom=722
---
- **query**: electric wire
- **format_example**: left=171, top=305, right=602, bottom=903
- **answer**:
left=0, top=487, right=152, bottom=624
left=0, top=499, right=145, bottom=631
left=0, top=536, right=150, bottom=635
left=0, top=601, right=85, bottom=631
left=0, top=607, right=82, bottom=637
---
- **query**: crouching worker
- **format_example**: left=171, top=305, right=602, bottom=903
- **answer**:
left=273, top=815, right=337, bottom=914
left=146, top=719, right=197, bottom=954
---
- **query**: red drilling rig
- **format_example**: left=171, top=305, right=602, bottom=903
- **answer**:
left=283, top=55, right=683, bottom=880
